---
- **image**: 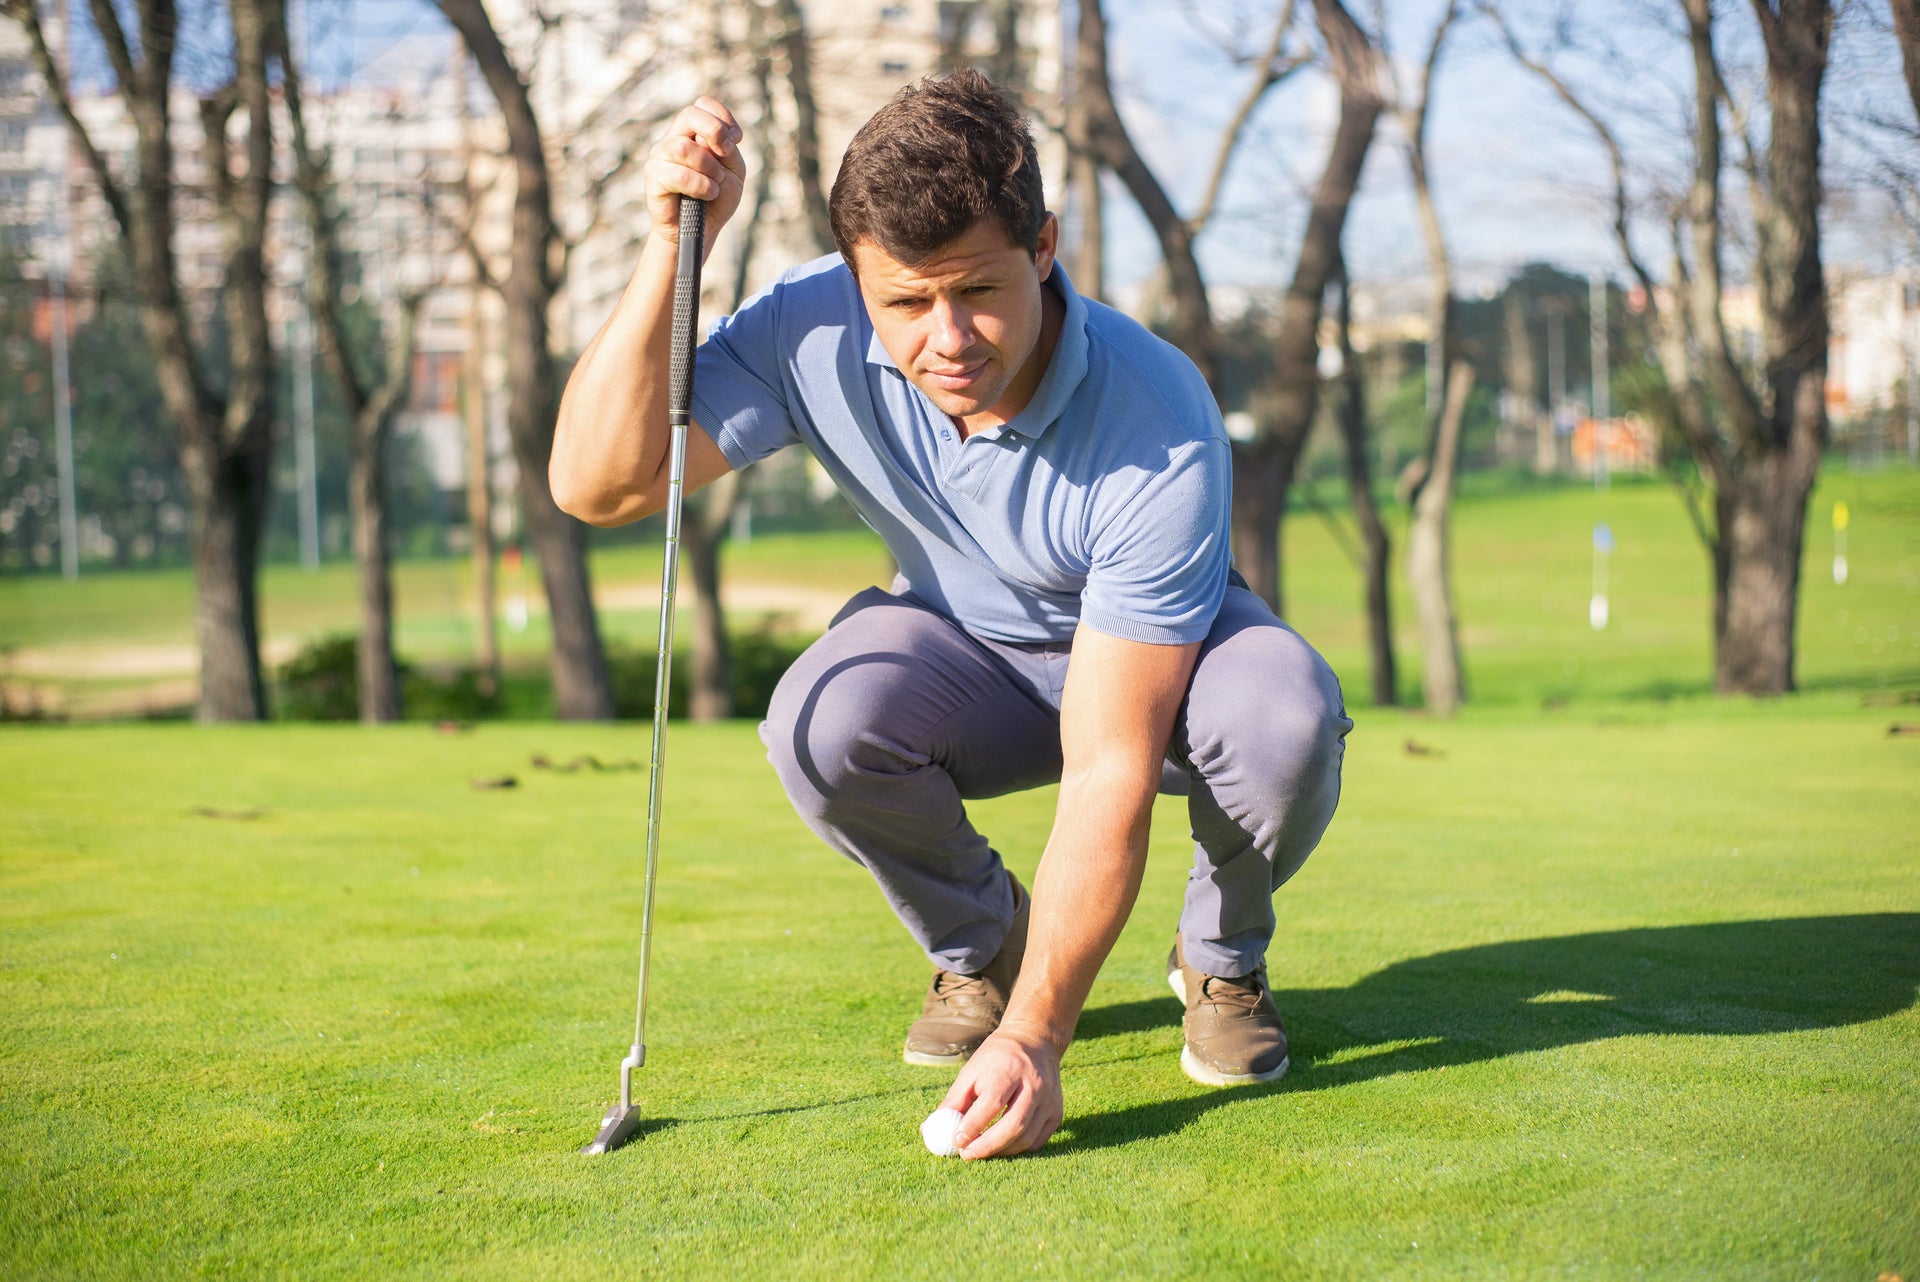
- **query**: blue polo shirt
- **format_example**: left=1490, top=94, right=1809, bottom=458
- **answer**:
left=689, top=255, right=1231, bottom=646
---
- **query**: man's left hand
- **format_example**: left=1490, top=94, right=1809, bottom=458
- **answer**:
left=941, top=1024, right=1063, bottom=1159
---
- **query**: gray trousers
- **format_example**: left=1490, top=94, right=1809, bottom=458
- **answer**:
left=760, top=583, right=1352, bottom=979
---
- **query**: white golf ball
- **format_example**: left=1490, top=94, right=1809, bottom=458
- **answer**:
left=920, top=1106, right=965, bottom=1158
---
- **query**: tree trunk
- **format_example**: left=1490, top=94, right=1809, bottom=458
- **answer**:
left=684, top=472, right=740, bottom=722
left=1069, top=146, right=1103, bottom=302
left=1893, top=0, right=1920, bottom=120
left=1228, top=436, right=1300, bottom=614
left=1064, top=17, right=1104, bottom=303
left=349, top=434, right=400, bottom=721
left=1406, top=360, right=1474, bottom=717
left=989, top=0, right=1027, bottom=92
left=1708, top=0, right=1828, bottom=694
left=1332, top=257, right=1395, bottom=706
left=1239, top=0, right=1382, bottom=614
left=439, top=0, right=613, bottom=720
left=771, top=0, right=834, bottom=256
left=1713, top=449, right=1816, bottom=694
left=190, top=446, right=271, bottom=721
left=517, top=444, right=613, bottom=719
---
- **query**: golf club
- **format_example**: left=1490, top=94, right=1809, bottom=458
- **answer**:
left=583, top=193, right=706, bottom=1156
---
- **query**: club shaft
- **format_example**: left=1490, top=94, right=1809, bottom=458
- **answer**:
left=626, top=195, right=706, bottom=1105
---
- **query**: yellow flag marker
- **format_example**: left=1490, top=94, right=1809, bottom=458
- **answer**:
left=1833, top=502, right=1849, bottom=585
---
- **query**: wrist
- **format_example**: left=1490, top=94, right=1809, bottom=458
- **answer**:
left=997, top=1014, right=1071, bottom=1059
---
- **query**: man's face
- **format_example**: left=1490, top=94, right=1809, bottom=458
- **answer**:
left=850, top=215, right=1058, bottom=428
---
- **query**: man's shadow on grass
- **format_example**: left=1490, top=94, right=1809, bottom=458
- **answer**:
left=1056, top=913, right=1920, bottom=1155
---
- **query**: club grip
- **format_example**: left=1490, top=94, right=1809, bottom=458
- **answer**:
left=668, top=197, right=706, bottom=427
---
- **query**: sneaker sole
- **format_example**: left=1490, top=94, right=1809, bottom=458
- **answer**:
left=1180, top=1046, right=1289, bottom=1087
left=1168, top=966, right=1289, bottom=1086
left=902, top=1046, right=971, bottom=1067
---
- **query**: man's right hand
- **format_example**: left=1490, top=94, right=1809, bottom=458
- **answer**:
left=645, top=98, right=748, bottom=262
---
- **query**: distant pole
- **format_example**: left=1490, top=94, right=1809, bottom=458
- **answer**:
left=51, top=124, right=78, bottom=581
left=292, top=300, right=320, bottom=571
left=50, top=270, right=77, bottom=581
left=1590, top=270, right=1609, bottom=490
left=1590, top=522, right=1612, bottom=631
left=1547, top=306, right=1565, bottom=417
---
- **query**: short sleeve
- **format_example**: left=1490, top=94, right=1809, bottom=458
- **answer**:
left=690, top=274, right=804, bottom=470
left=1079, top=438, right=1232, bottom=645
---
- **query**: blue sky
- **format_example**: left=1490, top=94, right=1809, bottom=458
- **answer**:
left=58, top=0, right=1918, bottom=292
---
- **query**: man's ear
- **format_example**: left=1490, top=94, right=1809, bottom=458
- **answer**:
left=1034, top=212, right=1059, bottom=280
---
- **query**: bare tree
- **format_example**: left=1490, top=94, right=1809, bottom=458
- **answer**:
left=435, top=0, right=615, bottom=719
left=1243, top=0, right=1386, bottom=614
left=281, top=36, right=426, bottom=723
left=1329, top=251, right=1396, bottom=706
left=9, top=0, right=279, bottom=720
left=1405, top=359, right=1473, bottom=712
left=1490, top=0, right=1835, bottom=695
left=1075, top=0, right=1379, bottom=618
left=1387, top=0, right=1468, bottom=715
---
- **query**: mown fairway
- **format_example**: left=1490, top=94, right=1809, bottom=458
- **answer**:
left=2, top=468, right=1918, bottom=1277
left=3, top=707, right=1916, bottom=1278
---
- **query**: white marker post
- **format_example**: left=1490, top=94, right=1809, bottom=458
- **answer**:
left=1590, top=522, right=1613, bottom=631
left=1832, top=501, right=1849, bottom=586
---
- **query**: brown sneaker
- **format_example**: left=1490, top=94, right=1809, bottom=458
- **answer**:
left=1166, top=933, right=1289, bottom=1086
left=902, top=875, right=1029, bottom=1066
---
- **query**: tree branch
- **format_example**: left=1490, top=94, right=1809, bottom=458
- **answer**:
left=1680, top=0, right=1767, bottom=452
left=85, top=0, right=140, bottom=98
left=1076, top=0, right=1215, bottom=381
left=6, top=0, right=133, bottom=233
left=1479, top=1, right=1659, bottom=302
left=1189, top=0, right=1303, bottom=235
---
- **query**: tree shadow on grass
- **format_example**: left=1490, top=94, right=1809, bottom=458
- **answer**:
left=1622, top=668, right=1920, bottom=703
left=1052, top=914, right=1920, bottom=1155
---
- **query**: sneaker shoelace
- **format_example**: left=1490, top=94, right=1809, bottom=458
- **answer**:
left=932, top=969, right=992, bottom=1007
left=1198, top=972, right=1266, bottom=1015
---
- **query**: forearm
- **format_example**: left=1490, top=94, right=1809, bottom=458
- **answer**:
left=998, top=765, right=1158, bottom=1055
left=550, top=236, right=685, bottom=526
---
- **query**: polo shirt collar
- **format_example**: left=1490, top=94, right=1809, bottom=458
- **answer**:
left=863, top=261, right=1091, bottom=442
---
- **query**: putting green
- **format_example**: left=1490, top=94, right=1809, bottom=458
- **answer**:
left=2, top=698, right=1915, bottom=1278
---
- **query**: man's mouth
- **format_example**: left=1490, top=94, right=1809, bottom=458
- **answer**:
left=922, top=359, right=988, bottom=391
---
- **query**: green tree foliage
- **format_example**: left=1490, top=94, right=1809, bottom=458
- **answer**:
left=1, top=251, right=184, bottom=571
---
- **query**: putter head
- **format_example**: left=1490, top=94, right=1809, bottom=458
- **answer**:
left=582, top=1103, right=645, bottom=1155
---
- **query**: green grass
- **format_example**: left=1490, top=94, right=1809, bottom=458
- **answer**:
left=3, top=467, right=1918, bottom=1275
left=1, top=705, right=1915, bottom=1278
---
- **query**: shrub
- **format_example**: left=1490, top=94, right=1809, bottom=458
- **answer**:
left=276, top=634, right=360, bottom=721
left=609, top=623, right=811, bottom=721
left=276, top=634, right=503, bottom=722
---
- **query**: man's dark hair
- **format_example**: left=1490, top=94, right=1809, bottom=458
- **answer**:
left=829, top=69, right=1047, bottom=268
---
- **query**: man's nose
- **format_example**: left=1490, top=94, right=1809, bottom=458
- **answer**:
left=927, top=298, right=976, bottom=357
